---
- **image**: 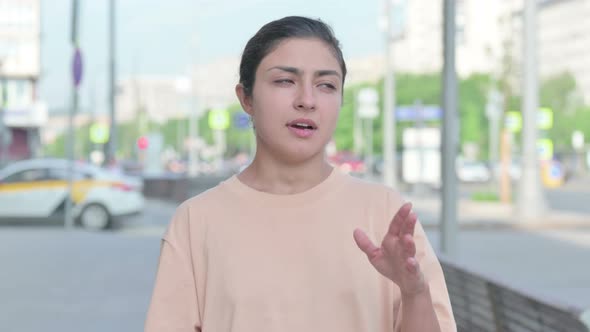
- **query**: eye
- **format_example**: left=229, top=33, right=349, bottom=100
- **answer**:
left=318, top=82, right=337, bottom=91
left=274, top=79, right=295, bottom=85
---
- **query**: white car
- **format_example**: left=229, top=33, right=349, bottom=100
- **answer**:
left=456, top=159, right=492, bottom=183
left=0, top=158, right=145, bottom=230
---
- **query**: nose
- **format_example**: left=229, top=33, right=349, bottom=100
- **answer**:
left=293, top=83, right=316, bottom=111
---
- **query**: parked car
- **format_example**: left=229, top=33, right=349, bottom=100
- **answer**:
left=456, top=159, right=491, bottom=183
left=0, top=158, right=145, bottom=230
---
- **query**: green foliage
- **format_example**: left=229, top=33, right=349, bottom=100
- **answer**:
left=471, top=190, right=499, bottom=202
left=540, top=72, right=589, bottom=151
left=334, top=83, right=372, bottom=152
left=540, top=72, right=579, bottom=115
left=458, top=74, right=492, bottom=157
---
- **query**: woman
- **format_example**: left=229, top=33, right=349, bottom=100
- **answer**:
left=145, top=16, right=456, bottom=332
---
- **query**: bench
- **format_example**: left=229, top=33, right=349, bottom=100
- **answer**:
left=438, top=255, right=590, bottom=332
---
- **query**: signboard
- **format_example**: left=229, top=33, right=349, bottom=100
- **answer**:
left=396, top=105, right=442, bottom=122
left=402, top=127, right=441, bottom=148
left=89, top=123, right=109, bottom=144
left=537, top=107, right=553, bottom=130
left=537, top=138, right=553, bottom=161
left=208, top=108, right=230, bottom=130
left=357, top=88, right=379, bottom=119
left=72, top=48, right=83, bottom=88
left=402, top=149, right=441, bottom=185
left=541, top=160, right=564, bottom=188
left=233, top=112, right=250, bottom=130
left=505, top=108, right=553, bottom=132
left=0, top=0, right=41, bottom=77
left=3, top=101, right=47, bottom=127
left=505, top=111, right=522, bottom=132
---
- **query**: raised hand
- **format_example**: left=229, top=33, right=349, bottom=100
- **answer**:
left=353, top=202, right=427, bottom=296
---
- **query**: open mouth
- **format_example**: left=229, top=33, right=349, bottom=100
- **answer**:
left=286, top=119, right=318, bottom=130
left=286, top=119, right=318, bottom=138
left=288, top=123, right=316, bottom=130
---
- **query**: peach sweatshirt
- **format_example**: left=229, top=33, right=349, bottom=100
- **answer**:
left=145, top=168, right=456, bottom=331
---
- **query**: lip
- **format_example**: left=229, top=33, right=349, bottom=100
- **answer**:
left=286, top=118, right=318, bottom=130
left=286, top=118, right=318, bottom=139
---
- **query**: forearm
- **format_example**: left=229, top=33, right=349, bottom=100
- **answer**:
left=398, top=286, right=442, bottom=332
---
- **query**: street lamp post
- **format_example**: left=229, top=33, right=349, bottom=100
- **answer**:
left=65, top=0, right=83, bottom=229
left=441, top=0, right=459, bottom=256
left=381, top=0, right=397, bottom=189
left=517, top=0, right=547, bottom=220
left=105, top=0, right=117, bottom=166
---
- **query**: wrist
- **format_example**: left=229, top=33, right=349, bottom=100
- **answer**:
left=400, top=283, right=430, bottom=302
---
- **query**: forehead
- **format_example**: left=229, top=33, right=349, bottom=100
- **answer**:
left=258, top=38, right=342, bottom=74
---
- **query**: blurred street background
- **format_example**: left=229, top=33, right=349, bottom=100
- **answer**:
left=1, top=0, right=590, bottom=331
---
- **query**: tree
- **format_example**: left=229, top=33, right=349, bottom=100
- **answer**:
left=541, top=72, right=589, bottom=151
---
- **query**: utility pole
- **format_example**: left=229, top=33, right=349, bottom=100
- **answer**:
left=517, top=0, right=547, bottom=220
left=66, top=0, right=83, bottom=229
left=381, top=0, right=397, bottom=188
left=105, top=0, right=117, bottom=165
left=441, top=0, right=458, bottom=256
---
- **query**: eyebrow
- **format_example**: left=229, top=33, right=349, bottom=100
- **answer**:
left=267, top=66, right=341, bottom=79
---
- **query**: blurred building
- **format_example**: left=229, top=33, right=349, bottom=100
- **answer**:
left=0, top=0, right=46, bottom=164
left=116, top=76, right=195, bottom=124
left=191, top=57, right=240, bottom=110
left=388, top=0, right=518, bottom=77
left=43, top=76, right=195, bottom=147
left=372, top=0, right=590, bottom=103
left=538, top=0, right=590, bottom=103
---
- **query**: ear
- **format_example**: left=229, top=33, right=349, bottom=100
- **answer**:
left=235, top=84, right=254, bottom=116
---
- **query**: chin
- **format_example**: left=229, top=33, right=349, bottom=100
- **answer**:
left=277, top=144, right=326, bottom=165
left=258, top=132, right=330, bottom=164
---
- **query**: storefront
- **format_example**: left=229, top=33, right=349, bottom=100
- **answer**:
left=1, top=99, right=47, bottom=163
left=0, top=0, right=42, bottom=165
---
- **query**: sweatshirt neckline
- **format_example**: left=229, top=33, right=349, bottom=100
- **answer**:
left=223, top=167, right=344, bottom=207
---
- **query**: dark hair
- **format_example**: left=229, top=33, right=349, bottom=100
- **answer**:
left=239, top=16, right=347, bottom=97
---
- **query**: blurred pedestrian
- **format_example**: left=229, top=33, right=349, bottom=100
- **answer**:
left=145, top=16, right=455, bottom=332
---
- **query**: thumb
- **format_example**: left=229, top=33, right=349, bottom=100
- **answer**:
left=353, top=229, right=380, bottom=260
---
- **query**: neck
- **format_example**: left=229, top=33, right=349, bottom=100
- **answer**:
left=238, top=149, right=333, bottom=195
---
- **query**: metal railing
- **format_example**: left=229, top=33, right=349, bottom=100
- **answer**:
left=439, top=255, right=590, bottom=332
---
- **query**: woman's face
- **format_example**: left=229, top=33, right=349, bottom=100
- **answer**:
left=238, top=37, right=343, bottom=164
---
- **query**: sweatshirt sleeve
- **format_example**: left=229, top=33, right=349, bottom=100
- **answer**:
left=394, top=221, right=457, bottom=332
left=145, top=203, right=202, bottom=332
left=386, top=190, right=457, bottom=332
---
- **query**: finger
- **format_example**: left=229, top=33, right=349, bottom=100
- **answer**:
left=353, top=229, right=381, bottom=259
left=401, top=211, right=417, bottom=237
left=388, top=202, right=413, bottom=236
left=406, top=257, right=420, bottom=274
left=403, top=234, right=416, bottom=258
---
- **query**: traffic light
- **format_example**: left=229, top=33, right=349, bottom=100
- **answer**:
left=137, top=136, right=149, bottom=150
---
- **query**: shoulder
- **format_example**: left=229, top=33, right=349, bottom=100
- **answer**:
left=163, top=178, right=234, bottom=242
left=338, top=173, right=406, bottom=210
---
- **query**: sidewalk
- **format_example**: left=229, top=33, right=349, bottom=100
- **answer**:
left=406, top=194, right=590, bottom=229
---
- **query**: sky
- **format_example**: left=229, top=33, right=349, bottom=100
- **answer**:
left=39, top=0, right=386, bottom=113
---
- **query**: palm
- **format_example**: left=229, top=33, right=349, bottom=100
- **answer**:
left=354, top=202, right=426, bottom=296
